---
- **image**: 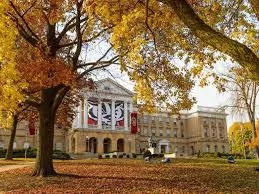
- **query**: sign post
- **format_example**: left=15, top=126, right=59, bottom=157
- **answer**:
left=24, top=142, right=29, bottom=158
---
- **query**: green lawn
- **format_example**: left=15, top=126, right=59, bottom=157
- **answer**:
left=0, top=158, right=258, bottom=193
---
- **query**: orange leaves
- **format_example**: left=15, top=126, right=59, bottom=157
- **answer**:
left=0, top=159, right=259, bottom=193
left=250, top=121, right=259, bottom=147
left=17, top=46, right=75, bottom=91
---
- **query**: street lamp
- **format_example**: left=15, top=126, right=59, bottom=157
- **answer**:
left=86, top=136, right=89, bottom=154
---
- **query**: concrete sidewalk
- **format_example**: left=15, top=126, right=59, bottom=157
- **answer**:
left=0, top=162, right=34, bottom=173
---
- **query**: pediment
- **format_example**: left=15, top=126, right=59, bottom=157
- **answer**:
left=89, top=78, right=134, bottom=97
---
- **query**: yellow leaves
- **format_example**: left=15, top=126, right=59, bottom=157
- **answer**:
left=85, top=1, right=196, bottom=113
left=0, top=1, right=28, bottom=128
left=0, top=1, right=17, bottom=64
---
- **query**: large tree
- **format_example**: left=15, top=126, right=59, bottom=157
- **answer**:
left=216, top=67, right=259, bottom=158
left=87, top=0, right=258, bottom=104
left=0, top=0, right=194, bottom=176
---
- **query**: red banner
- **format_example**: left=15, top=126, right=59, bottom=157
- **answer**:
left=131, top=112, right=138, bottom=134
left=28, top=119, right=35, bottom=135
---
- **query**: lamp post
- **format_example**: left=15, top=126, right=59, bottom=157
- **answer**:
left=86, top=136, right=89, bottom=154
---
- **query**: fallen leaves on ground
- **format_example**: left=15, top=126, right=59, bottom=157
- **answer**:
left=0, top=158, right=258, bottom=193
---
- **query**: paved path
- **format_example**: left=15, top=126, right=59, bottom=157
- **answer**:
left=0, top=162, right=34, bottom=173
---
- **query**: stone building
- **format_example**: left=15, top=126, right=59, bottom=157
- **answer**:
left=0, top=78, right=229, bottom=156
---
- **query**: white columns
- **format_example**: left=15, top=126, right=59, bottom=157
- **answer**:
left=98, top=100, right=102, bottom=129
left=124, top=101, right=128, bottom=131
left=129, top=102, right=133, bottom=131
left=77, top=100, right=82, bottom=128
left=83, top=97, right=88, bottom=129
left=111, top=100, right=116, bottom=130
left=129, top=102, right=133, bottom=113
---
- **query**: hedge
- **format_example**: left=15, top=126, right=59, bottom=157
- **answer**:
left=0, top=149, right=71, bottom=160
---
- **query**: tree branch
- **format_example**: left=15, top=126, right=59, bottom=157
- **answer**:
left=160, top=0, right=259, bottom=75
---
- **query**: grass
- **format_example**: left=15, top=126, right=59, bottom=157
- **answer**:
left=0, top=158, right=258, bottom=193
left=0, top=158, right=35, bottom=166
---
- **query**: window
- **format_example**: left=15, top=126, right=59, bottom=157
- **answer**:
left=212, top=128, right=216, bottom=137
left=219, top=128, right=223, bottom=138
left=180, top=122, right=183, bottom=126
left=104, top=86, right=110, bottom=91
left=181, top=130, right=184, bottom=137
left=167, top=130, right=170, bottom=137
left=182, top=146, right=185, bottom=153
left=159, top=130, right=163, bottom=136
left=143, top=116, right=148, bottom=124
left=159, top=116, right=162, bottom=122
left=222, top=145, right=225, bottom=153
left=206, top=145, right=210, bottom=152
left=204, top=128, right=209, bottom=137
left=174, top=129, right=177, bottom=137
left=152, top=116, right=155, bottom=121
left=175, top=146, right=178, bottom=153
left=214, top=145, right=218, bottom=152
left=166, top=117, right=170, bottom=123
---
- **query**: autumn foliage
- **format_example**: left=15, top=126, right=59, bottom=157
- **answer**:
left=0, top=159, right=259, bottom=193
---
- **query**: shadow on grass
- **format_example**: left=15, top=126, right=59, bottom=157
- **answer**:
left=56, top=173, right=86, bottom=178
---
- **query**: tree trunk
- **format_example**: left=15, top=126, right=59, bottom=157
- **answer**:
left=32, top=88, right=57, bottom=177
left=5, top=114, right=19, bottom=160
left=255, top=146, right=259, bottom=159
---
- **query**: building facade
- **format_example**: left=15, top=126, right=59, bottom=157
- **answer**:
left=0, top=78, right=229, bottom=156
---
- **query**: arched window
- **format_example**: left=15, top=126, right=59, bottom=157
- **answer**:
left=117, top=139, right=124, bottom=152
left=103, top=138, right=112, bottom=153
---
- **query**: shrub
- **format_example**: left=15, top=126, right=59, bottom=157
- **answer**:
left=0, top=148, right=70, bottom=160
left=112, top=155, right=117, bottom=158
left=150, top=154, right=164, bottom=158
left=118, top=154, right=123, bottom=158
left=52, top=150, right=71, bottom=160
left=158, top=154, right=164, bottom=158
left=105, top=154, right=110, bottom=159
left=126, top=154, right=130, bottom=158
left=98, top=154, right=102, bottom=159
left=143, top=150, right=151, bottom=158
left=132, top=153, right=137, bottom=158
